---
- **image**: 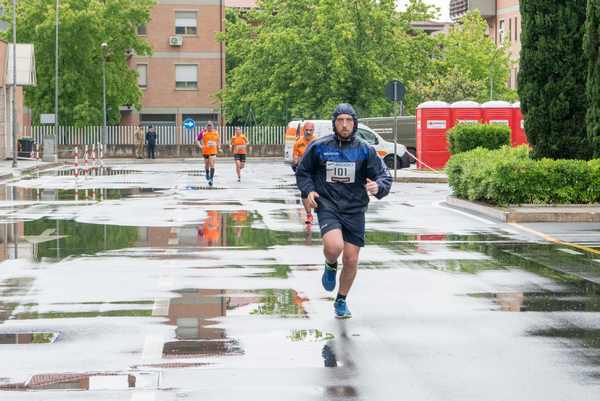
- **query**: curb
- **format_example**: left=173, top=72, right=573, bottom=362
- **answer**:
left=0, top=162, right=64, bottom=182
left=394, top=175, right=448, bottom=184
left=445, top=196, right=600, bottom=223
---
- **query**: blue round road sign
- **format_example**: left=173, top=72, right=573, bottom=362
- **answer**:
left=183, top=118, right=196, bottom=130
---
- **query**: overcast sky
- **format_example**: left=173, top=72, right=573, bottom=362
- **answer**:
left=396, top=0, right=451, bottom=22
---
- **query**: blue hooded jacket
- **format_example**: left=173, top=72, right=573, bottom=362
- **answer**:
left=295, top=104, right=392, bottom=214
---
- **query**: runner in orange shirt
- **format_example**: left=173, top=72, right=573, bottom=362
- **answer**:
left=230, top=128, right=249, bottom=182
left=201, top=121, right=221, bottom=187
left=293, top=121, right=317, bottom=224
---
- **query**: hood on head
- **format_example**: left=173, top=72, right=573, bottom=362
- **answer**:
left=332, top=103, right=358, bottom=139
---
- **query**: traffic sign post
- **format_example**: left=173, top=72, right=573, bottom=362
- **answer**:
left=183, top=118, right=196, bottom=130
left=385, top=80, right=406, bottom=180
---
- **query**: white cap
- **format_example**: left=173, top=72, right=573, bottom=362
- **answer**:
left=450, top=101, right=481, bottom=108
left=417, top=101, right=450, bottom=109
left=482, top=101, right=512, bottom=108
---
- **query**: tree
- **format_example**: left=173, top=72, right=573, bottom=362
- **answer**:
left=584, top=0, right=600, bottom=157
left=1, top=0, right=154, bottom=126
left=518, top=0, right=590, bottom=160
left=220, top=0, right=439, bottom=124
left=413, top=11, right=516, bottom=105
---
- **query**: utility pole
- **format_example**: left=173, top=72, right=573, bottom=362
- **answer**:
left=55, top=0, right=60, bottom=141
left=101, top=42, right=108, bottom=146
left=11, top=0, right=17, bottom=168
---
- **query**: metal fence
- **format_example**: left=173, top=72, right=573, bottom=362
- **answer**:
left=24, top=126, right=285, bottom=146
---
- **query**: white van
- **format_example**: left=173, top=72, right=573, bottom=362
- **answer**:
left=284, top=120, right=410, bottom=169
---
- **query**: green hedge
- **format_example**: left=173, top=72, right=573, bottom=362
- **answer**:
left=447, top=124, right=511, bottom=154
left=447, top=145, right=600, bottom=205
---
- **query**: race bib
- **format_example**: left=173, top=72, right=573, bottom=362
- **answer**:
left=326, top=161, right=356, bottom=184
left=207, top=140, right=217, bottom=147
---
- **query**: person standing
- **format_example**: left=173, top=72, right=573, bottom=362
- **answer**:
left=145, top=126, right=157, bottom=159
left=293, top=121, right=317, bottom=224
left=135, top=125, right=145, bottom=159
left=295, top=104, right=392, bottom=319
left=230, top=127, right=248, bottom=182
left=201, top=121, right=220, bottom=186
left=196, top=125, right=207, bottom=175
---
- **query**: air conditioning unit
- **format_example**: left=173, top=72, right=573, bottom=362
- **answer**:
left=169, top=35, right=183, bottom=47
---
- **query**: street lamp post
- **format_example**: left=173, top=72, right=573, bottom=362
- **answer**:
left=11, top=0, right=17, bottom=168
left=55, top=0, right=59, bottom=143
left=101, top=42, right=108, bottom=146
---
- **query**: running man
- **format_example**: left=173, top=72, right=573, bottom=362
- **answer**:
left=200, top=121, right=220, bottom=187
left=295, top=104, right=392, bottom=319
left=293, top=121, right=317, bottom=224
left=230, top=127, right=249, bottom=182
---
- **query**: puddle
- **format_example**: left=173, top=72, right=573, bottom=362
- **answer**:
left=14, top=309, right=153, bottom=320
left=324, top=385, right=359, bottom=398
left=0, top=332, right=59, bottom=344
left=249, top=289, right=308, bottom=317
left=469, top=288, right=600, bottom=312
left=288, top=329, right=334, bottom=342
left=25, top=218, right=139, bottom=261
left=0, top=371, right=159, bottom=391
left=163, top=339, right=244, bottom=358
left=529, top=326, right=600, bottom=349
left=528, top=326, right=600, bottom=378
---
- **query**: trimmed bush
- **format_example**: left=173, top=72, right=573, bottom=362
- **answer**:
left=446, top=145, right=600, bottom=205
left=447, top=124, right=511, bottom=154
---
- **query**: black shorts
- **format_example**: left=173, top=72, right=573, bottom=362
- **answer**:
left=316, top=208, right=366, bottom=247
left=203, top=154, right=216, bottom=160
left=234, top=154, right=246, bottom=162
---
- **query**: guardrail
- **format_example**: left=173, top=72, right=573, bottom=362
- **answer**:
left=24, top=126, right=286, bottom=146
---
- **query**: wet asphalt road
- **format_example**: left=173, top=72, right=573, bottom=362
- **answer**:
left=0, top=159, right=599, bottom=400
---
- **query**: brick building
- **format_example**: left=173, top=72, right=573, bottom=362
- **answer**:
left=449, top=0, right=522, bottom=89
left=122, top=0, right=226, bottom=127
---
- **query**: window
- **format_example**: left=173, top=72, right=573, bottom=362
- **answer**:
left=509, top=19, right=512, bottom=43
left=137, top=64, right=148, bottom=88
left=140, top=114, right=176, bottom=126
left=498, top=20, right=505, bottom=43
left=175, top=11, right=197, bottom=35
left=137, top=25, right=147, bottom=35
left=515, top=17, right=519, bottom=41
left=357, top=128, right=378, bottom=145
left=176, top=64, right=198, bottom=89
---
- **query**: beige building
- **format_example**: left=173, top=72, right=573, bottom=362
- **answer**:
left=123, top=0, right=225, bottom=127
left=0, top=42, right=34, bottom=160
left=450, top=0, right=522, bottom=89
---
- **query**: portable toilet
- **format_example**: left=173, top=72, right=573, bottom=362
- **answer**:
left=482, top=101, right=513, bottom=129
left=416, top=101, right=451, bottom=169
left=511, top=102, right=528, bottom=146
left=450, top=101, right=482, bottom=126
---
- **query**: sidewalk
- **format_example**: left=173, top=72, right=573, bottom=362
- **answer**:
left=391, top=165, right=448, bottom=183
left=446, top=196, right=600, bottom=223
left=0, top=159, right=63, bottom=181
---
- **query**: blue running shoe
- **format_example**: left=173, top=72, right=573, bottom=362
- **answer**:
left=321, top=263, right=337, bottom=291
left=334, top=299, right=352, bottom=319
left=209, top=179, right=213, bottom=187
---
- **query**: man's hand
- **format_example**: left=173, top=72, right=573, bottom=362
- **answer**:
left=306, top=191, right=320, bottom=208
left=365, top=178, right=379, bottom=196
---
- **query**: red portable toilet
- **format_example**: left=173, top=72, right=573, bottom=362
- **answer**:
left=416, top=101, right=451, bottom=169
left=450, top=101, right=482, bottom=126
left=482, top=101, right=513, bottom=129
left=511, top=102, right=528, bottom=146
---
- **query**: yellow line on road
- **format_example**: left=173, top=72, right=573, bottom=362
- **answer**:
left=510, top=222, right=600, bottom=256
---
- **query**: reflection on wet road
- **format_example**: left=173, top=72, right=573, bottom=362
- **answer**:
left=0, top=160, right=599, bottom=400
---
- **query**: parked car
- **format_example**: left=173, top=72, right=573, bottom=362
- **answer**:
left=359, top=116, right=416, bottom=163
left=284, top=120, right=410, bottom=169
